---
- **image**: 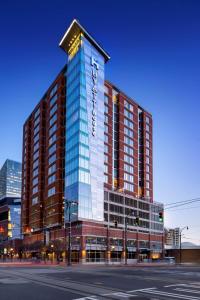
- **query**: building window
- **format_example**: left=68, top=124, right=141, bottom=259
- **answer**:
left=146, top=173, right=150, bottom=180
left=104, top=115, right=108, bottom=123
left=104, top=134, right=108, bottom=143
left=50, top=84, right=58, bottom=98
left=146, top=116, right=150, bottom=124
left=33, top=168, right=39, bottom=177
left=124, top=145, right=134, bottom=156
left=124, top=136, right=133, bottom=147
left=49, top=123, right=57, bottom=136
left=49, top=114, right=57, bottom=127
left=34, top=133, right=39, bottom=144
left=49, top=143, right=56, bottom=156
left=104, top=94, right=109, bottom=104
left=146, top=124, right=150, bottom=132
left=104, top=174, right=108, bottom=183
left=48, top=153, right=56, bottom=165
left=34, top=107, right=40, bottom=119
left=105, top=105, right=108, bottom=114
left=32, top=186, right=38, bottom=194
left=34, top=124, right=39, bottom=136
left=32, top=177, right=38, bottom=186
left=49, top=133, right=56, bottom=146
left=50, top=94, right=58, bottom=107
left=104, top=164, right=108, bottom=174
left=48, top=163, right=56, bottom=175
left=33, top=150, right=39, bottom=161
left=48, top=174, right=56, bottom=185
left=124, top=127, right=133, bottom=138
left=124, top=173, right=134, bottom=183
left=124, top=163, right=134, bottom=174
left=33, top=142, right=39, bottom=153
left=146, top=149, right=150, bottom=156
left=104, top=144, right=108, bottom=153
left=104, top=124, right=108, bottom=133
left=104, top=154, right=108, bottom=163
left=32, top=196, right=38, bottom=205
left=33, top=159, right=39, bottom=170
left=124, top=182, right=134, bottom=192
left=124, top=100, right=133, bottom=112
left=124, top=118, right=134, bottom=130
left=50, top=104, right=57, bottom=117
left=146, top=190, right=150, bottom=197
left=146, top=141, right=150, bottom=148
left=34, top=116, right=40, bottom=126
left=146, top=181, right=150, bottom=189
left=146, top=132, right=149, bottom=140
left=48, top=186, right=56, bottom=197
left=124, top=155, right=134, bottom=165
left=146, top=165, right=150, bottom=172
left=124, top=108, right=133, bottom=120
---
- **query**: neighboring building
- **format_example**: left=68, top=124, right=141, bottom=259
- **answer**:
left=165, top=227, right=180, bottom=249
left=21, top=19, right=164, bottom=263
left=0, top=197, right=21, bottom=241
left=0, top=159, right=22, bottom=199
left=0, top=159, right=22, bottom=242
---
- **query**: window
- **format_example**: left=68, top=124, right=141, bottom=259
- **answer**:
left=33, top=159, right=39, bottom=170
left=146, top=156, right=150, bottom=164
left=124, top=100, right=133, bottom=112
left=49, top=133, right=56, bottom=145
left=146, top=124, right=150, bottom=132
left=49, top=123, right=57, bottom=136
left=146, top=132, right=149, bottom=140
left=146, top=190, right=150, bottom=197
left=146, top=149, right=150, bottom=156
left=104, top=164, right=108, bottom=174
left=49, top=114, right=57, bottom=126
left=32, top=186, right=38, bottom=194
left=104, top=174, right=108, bottom=183
left=32, top=177, right=38, bottom=186
left=146, top=141, right=150, bottom=148
left=48, top=174, right=56, bottom=185
left=124, top=182, right=134, bottom=192
left=34, top=124, right=39, bottom=136
left=124, top=145, right=134, bottom=156
left=50, top=84, right=58, bottom=97
left=104, top=115, right=108, bottom=123
left=50, top=104, right=57, bottom=117
left=124, top=108, right=133, bottom=120
left=48, top=186, right=56, bottom=197
left=49, top=143, right=56, bottom=156
left=34, top=133, right=39, bottom=144
left=124, top=173, right=134, bottom=183
left=124, top=118, right=134, bottom=130
left=124, top=136, right=133, bottom=147
left=48, top=163, right=56, bottom=175
left=124, top=163, right=134, bottom=174
left=146, top=165, right=150, bottom=172
left=146, top=116, right=150, bottom=124
left=124, top=127, right=133, bottom=138
left=34, top=107, right=40, bottom=119
left=105, top=105, right=108, bottom=114
left=124, top=155, right=134, bottom=165
left=49, top=153, right=56, bottom=165
left=146, top=181, right=150, bottom=189
left=104, top=124, right=108, bottom=133
left=33, top=168, right=38, bottom=177
left=104, top=94, right=109, bottom=104
left=34, top=116, right=40, bottom=126
left=104, top=144, right=108, bottom=153
left=33, top=142, right=39, bottom=153
left=104, top=154, right=108, bottom=163
left=32, top=196, right=38, bottom=205
left=104, top=134, right=108, bottom=143
left=146, top=173, right=150, bottom=180
left=33, top=150, right=39, bottom=161
left=50, top=94, right=57, bottom=107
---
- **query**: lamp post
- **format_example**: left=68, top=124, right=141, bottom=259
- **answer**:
left=65, top=201, right=78, bottom=266
left=179, top=226, right=188, bottom=264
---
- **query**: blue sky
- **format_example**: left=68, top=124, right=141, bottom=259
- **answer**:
left=0, top=0, right=199, bottom=242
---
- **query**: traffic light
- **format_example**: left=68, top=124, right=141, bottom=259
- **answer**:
left=114, top=221, right=118, bottom=228
left=159, top=211, right=163, bottom=222
left=135, top=217, right=140, bottom=226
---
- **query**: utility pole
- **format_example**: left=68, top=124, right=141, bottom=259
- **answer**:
left=179, top=226, right=188, bottom=264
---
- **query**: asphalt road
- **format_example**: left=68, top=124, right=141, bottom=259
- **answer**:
left=0, top=264, right=200, bottom=299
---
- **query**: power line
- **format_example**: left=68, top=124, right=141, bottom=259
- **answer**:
left=165, top=197, right=200, bottom=207
left=165, top=204, right=200, bottom=212
left=165, top=198, right=200, bottom=210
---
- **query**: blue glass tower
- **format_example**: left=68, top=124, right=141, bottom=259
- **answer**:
left=60, top=20, right=110, bottom=222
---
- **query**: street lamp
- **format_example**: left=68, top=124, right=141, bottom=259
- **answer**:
left=179, top=226, right=189, bottom=264
left=65, top=201, right=78, bottom=266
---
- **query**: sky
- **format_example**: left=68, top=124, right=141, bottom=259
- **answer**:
left=0, top=0, right=199, bottom=243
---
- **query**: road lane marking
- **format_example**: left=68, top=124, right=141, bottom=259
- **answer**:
left=128, top=287, right=156, bottom=292
left=175, top=288, right=200, bottom=294
left=139, top=289, right=200, bottom=300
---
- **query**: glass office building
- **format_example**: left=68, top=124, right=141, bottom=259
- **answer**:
left=61, top=21, right=110, bottom=222
left=0, top=159, right=22, bottom=199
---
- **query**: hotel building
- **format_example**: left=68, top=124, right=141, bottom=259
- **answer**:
left=21, top=19, right=164, bottom=263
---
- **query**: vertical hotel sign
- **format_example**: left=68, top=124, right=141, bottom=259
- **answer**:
left=91, top=57, right=99, bottom=136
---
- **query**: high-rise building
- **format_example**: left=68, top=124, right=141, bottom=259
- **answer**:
left=165, top=228, right=180, bottom=249
left=0, top=159, right=22, bottom=199
left=0, top=159, right=22, bottom=242
left=21, top=19, right=164, bottom=263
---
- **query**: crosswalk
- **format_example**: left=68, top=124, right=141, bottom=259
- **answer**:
left=74, top=282, right=200, bottom=299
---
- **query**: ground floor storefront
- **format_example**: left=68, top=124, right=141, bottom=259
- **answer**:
left=21, top=220, right=163, bottom=264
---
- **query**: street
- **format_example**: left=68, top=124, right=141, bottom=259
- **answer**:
left=0, top=264, right=200, bottom=299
